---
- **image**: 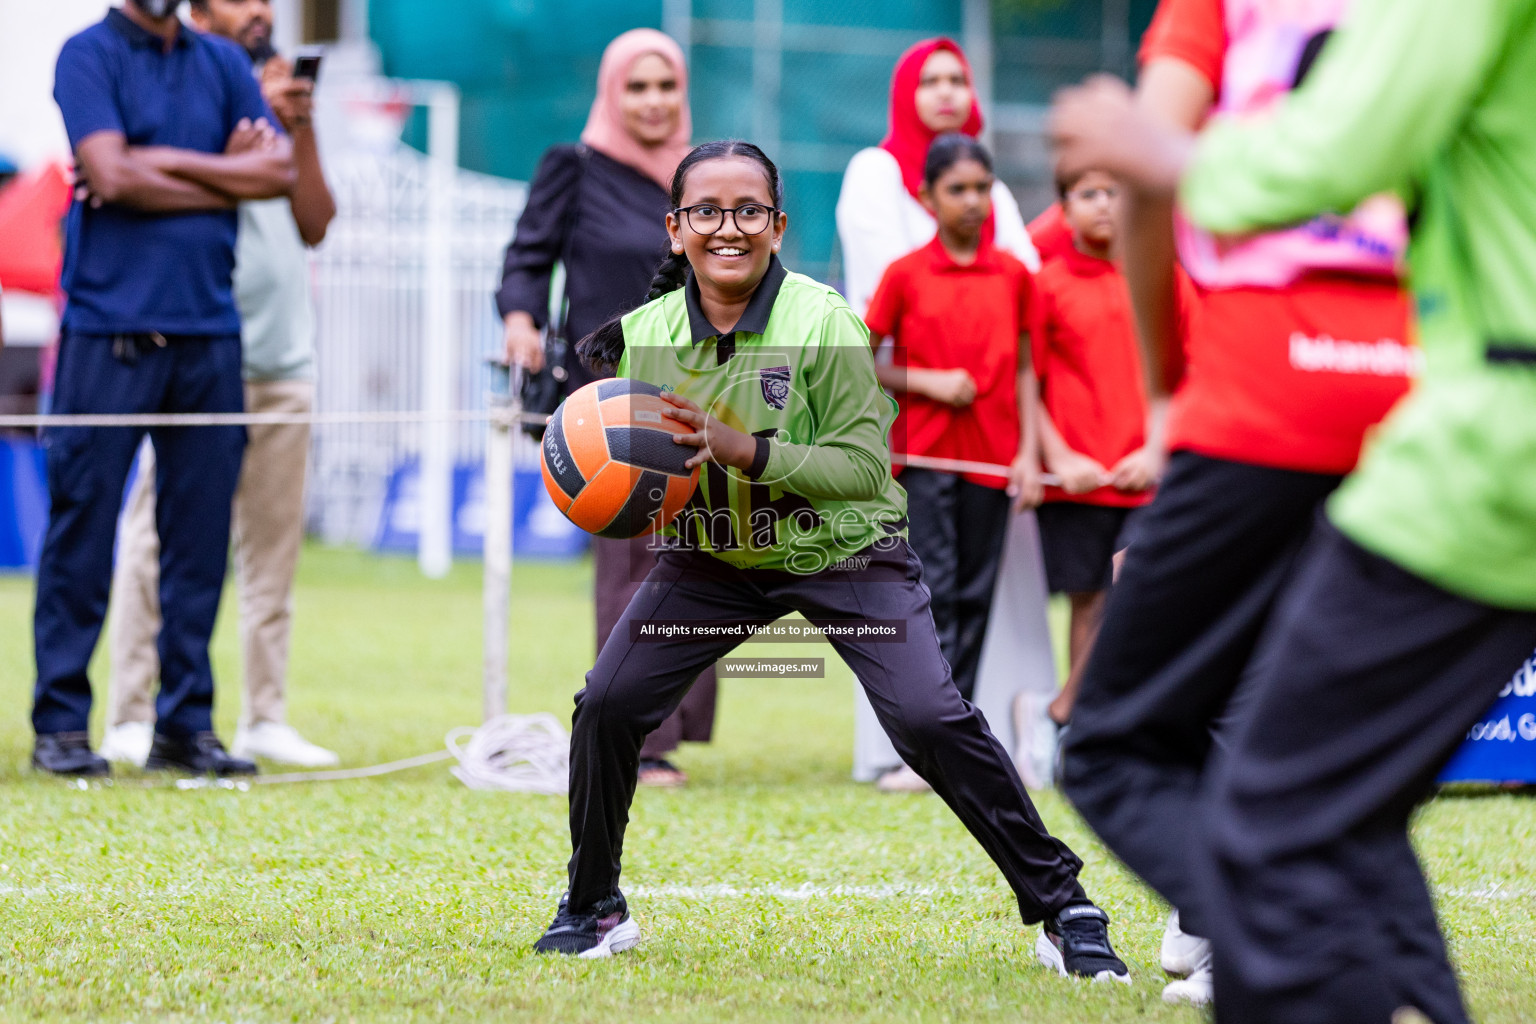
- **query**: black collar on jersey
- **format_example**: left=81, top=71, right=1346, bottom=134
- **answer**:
left=684, top=255, right=787, bottom=364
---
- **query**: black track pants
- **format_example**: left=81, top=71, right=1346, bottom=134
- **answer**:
left=1061, top=452, right=1341, bottom=935
left=1204, top=523, right=1536, bottom=1024
left=900, top=468, right=1010, bottom=703
left=564, top=539, right=1088, bottom=923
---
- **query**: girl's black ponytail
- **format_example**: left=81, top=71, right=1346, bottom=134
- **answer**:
left=576, top=139, right=784, bottom=373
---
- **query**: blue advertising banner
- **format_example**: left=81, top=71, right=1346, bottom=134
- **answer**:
left=0, top=437, right=48, bottom=571
left=373, top=460, right=588, bottom=560
left=1439, top=649, right=1536, bottom=784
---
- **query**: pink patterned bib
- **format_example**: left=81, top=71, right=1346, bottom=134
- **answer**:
left=1176, top=0, right=1406, bottom=288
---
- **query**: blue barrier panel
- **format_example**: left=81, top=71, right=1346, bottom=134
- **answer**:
left=0, top=437, right=49, bottom=571
left=1440, top=649, right=1536, bottom=784
left=374, top=459, right=587, bottom=559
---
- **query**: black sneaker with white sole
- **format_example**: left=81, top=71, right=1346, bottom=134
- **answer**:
left=532, top=892, right=641, bottom=958
left=1035, top=902, right=1131, bottom=983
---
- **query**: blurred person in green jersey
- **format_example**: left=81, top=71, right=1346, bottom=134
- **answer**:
left=1052, top=0, right=1536, bottom=1020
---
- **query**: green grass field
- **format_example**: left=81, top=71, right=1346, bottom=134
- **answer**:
left=1, top=546, right=1533, bottom=1023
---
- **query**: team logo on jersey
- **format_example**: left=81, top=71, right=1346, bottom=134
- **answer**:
left=760, top=366, right=791, bottom=410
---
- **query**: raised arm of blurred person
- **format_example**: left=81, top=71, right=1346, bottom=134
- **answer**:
left=1179, top=0, right=1507, bottom=234
left=1055, top=0, right=1503, bottom=240
left=1119, top=59, right=1211, bottom=400
left=260, top=55, right=335, bottom=246
left=1052, top=0, right=1217, bottom=400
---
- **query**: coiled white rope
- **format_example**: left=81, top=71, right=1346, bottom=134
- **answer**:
left=445, top=713, right=570, bottom=794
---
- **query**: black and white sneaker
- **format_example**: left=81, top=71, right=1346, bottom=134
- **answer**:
left=532, top=892, right=641, bottom=958
left=1035, top=903, right=1131, bottom=984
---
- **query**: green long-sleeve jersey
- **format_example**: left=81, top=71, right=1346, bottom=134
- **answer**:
left=1181, top=0, right=1536, bottom=609
left=615, top=258, right=908, bottom=573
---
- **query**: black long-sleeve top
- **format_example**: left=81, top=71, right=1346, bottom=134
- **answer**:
left=495, top=144, right=672, bottom=391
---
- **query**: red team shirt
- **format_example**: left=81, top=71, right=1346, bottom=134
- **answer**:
left=1032, top=245, right=1154, bottom=509
left=1142, top=0, right=1412, bottom=476
left=864, top=236, right=1031, bottom=489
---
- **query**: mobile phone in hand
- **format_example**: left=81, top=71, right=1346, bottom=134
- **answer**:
left=293, top=53, right=323, bottom=82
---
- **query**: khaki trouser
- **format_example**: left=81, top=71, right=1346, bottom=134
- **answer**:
left=108, top=379, right=313, bottom=729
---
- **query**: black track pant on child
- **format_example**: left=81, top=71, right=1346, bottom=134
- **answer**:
left=1204, top=523, right=1536, bottom=1024
left=565, top=537, right=1088, bottom=921
left=899, top=468, right=1010, bottom=702
left=1061, top=451, right=1341, bottom=936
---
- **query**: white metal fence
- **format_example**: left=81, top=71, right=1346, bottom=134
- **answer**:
left=306, top=146, right=530, bottom=547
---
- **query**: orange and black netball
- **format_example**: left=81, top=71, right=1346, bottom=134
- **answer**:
left=540, top=379, right=700, bottom=539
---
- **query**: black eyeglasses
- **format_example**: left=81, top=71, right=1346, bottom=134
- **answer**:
left=673, top=203, right=779, bottom=236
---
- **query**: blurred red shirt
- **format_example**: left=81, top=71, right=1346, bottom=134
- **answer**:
left=864, top=236, right=1031, bottom=489
left=1032, top=244, right=1154, bottom=508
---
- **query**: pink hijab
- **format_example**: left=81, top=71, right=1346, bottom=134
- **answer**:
left=580, top=29, right=692, bottom=192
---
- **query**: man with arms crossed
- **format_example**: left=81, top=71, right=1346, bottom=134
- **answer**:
left=104, top=0, right=339, bottom=769
left=33, top=0, right=295, bottom=776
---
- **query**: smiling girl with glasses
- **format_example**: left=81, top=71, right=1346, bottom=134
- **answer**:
left=529, top=141, right=1130, bottom=982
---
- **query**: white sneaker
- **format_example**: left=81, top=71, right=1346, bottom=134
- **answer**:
left=232, top=722, right=340, bottom=768
left=1162, top=966, right=1214, bottom=1006
left=99, top=721, right=154, bottom=768
left=874, top=764, right=932, bottom=792
left=1161, top=909, right=1213, bottom=976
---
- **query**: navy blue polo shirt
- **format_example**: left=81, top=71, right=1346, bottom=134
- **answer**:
left=54, top=9, right=273, bottom=336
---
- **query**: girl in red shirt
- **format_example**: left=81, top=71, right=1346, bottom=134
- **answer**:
left=1033, top=168, right=1162, bottom=728
left=863, top=134, right=1042, bottom=792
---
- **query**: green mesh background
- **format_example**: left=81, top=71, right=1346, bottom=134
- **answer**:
left=369, top=0, right=1157, bottom=285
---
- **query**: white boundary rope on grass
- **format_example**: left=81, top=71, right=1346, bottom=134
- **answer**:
left=0, top=409, right=547, bottom=429
left=0, top=409, right=1057, bottom=484
left=251, top=749, right=453, bottom=785
left=5, top=405, right=1056, bottom=792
